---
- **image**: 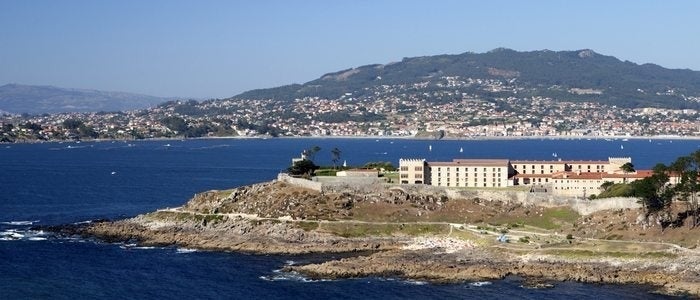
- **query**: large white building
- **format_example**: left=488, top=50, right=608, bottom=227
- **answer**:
left=398, top=156, right=668, bottom=197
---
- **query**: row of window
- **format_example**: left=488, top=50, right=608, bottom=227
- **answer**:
left=433, top=167, right=502, bottom=172
left=435, top=182, right=502, bottom=187
left=435, top=172, right=501, bottom=178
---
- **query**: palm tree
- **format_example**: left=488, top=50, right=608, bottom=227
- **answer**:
left=620, top=162, right=635, bottom=183
left=331, top=147, right=342, bottom=170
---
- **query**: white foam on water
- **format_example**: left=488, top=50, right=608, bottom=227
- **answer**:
left=27, top=237, right=47, bottom=241
left=132, top=246, right=157, bottom=250
left=284, top=260, right=295, bottom=265
left=404, top=279, right=428, bottom=285
left=260, top=271, right=333, bottom=283
left=176, top=248, right=197, bottom=254
left=469, top=281, right=492, bottom=287
left=1, top=220, right=38, bottom=226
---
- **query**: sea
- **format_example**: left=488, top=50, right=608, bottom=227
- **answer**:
left=1, top=137, right=698, bottom=299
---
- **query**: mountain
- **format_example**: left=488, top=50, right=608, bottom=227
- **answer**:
left=0, top=84, right=172, bottom=114
left=234, top=48, right=700, bottom=109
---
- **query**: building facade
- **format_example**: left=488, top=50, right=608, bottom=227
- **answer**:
left=398, top=156, right=668, bottom=198
left=399, top=158, right=426, bottom=184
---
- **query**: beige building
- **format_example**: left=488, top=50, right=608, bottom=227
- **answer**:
left=399, top=158, right=426, bottom=184
left=399, top=158, right=513, bottom=188
left=427, top=159, right=512, bottom=188
left=398, top=156, right=670, bottom=198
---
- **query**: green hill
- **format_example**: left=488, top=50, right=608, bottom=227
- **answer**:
left=234, top=48, right=700, bottom=109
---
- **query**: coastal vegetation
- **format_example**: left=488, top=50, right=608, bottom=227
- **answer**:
left=593, top=150, right=700, bottom=230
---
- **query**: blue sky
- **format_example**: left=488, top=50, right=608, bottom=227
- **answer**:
left=1, top=0, right=699, bottom=98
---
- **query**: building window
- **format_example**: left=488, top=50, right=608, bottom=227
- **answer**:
left=400, top=174, right=408, bottom=178
left=415, top=166, right=423, bottom=171
left=400, top=166, right=408, bottom=171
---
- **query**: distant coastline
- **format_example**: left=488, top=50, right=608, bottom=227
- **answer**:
left=4, top=133, right=700, bottom=145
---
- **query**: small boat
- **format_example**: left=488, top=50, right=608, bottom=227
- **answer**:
left=459, top=147, right=463, bottom=153
left=429, top=145, right=432, bottom=152
left=620, top=145, right=624, bottom=150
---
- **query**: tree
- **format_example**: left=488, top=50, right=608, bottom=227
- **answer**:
left=287, top=159, right=319, bottom=177
left=305, top=146, right=321, bottom=162
left=62, top=119, right=84, bottom=130
left=620, top=162, right=635, bottom=183
left=670, top=154, right=700, bottom=228
left=331, top=147, right=342, bottom=169
left=631, top=163, right=673, bottom=225
left=161, top=116, right=188, bottom=133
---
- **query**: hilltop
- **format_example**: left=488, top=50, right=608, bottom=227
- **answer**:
left=0, top=84, right=172, bottom=114
left=234, top=48, right=700, bottom=109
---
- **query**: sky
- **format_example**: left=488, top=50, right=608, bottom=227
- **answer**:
left=1, top=0, right=699, bottom=99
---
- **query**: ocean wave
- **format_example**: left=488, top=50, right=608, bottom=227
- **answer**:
left=176, top=248, right=198, bottom=254
left=132, top=246, right=158, bottom=250
left=469, top=281, right=492, bottom=287
left=1, top=220, right=38, bottom=226
left=0, top=228, right=49, bottom=241
left=260, top=271, right=332, bottom=283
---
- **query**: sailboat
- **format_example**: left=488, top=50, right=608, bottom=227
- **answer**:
left=429, top=145, right=432, bottom=152
left=552, top=152, right=558, bottom=158
left=459, top=147, right=463, bottom=153
left=620, top=145, right=624, bottom=150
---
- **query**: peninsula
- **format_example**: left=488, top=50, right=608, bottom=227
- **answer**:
left=49, top=172, right=700, bottom=297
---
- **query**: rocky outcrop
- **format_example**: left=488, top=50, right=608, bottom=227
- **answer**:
left=44, top=179, right=700, bottom=297
left=288, top=249, right=698, bottom=295
left=67, top=213, right=404, bottom=255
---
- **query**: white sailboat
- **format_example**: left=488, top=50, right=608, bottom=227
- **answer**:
left=620, top=145, right=624, bottom=150
left=429, top=145, right=432, bottom=152
left=459, top=147, right=463, bottom=153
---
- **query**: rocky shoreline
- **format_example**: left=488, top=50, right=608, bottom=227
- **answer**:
left=43, top=180, right=700, bottom=297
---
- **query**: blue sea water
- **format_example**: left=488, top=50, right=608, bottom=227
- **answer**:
left=1, top=138, right=698, bottom=299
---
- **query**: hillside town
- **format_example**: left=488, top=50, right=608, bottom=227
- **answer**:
left=2, top=75, right=700, bottom=142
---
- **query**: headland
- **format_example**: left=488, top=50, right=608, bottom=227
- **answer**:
left=46, top=178, right=700, bottom=297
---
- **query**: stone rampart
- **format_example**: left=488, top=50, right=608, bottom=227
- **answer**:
left=444, top=189, right=640, bottom=215
left=277, top=173, right=323, bottom=192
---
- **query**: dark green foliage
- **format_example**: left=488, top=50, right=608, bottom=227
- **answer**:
left=288, top=159, right=319, bottom=176
left=62, top=119, right=84, bottom=130
left=596, top=183, right=634, bottom=198
left=331, top=147, right=342, bottom=169
left=161, top=116, right=188, bottom=133
left=363, top=161, right=396, bottom=171
left=668, top=151, right=700, bottom=228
